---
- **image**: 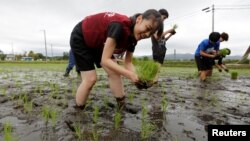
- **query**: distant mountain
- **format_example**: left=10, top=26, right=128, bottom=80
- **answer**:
left=136, top=54, right=242, bottom=60
left=165, top=53, right=242, bottom=60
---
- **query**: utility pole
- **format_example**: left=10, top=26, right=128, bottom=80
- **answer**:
left=41, top=30, right=48, bottom=63
left=212, top=4, right=215, bottom=32
left=51, top=44, right=53, bottom=60
left=202, top=4, right=215, bottom=32
left=174, top=49, right=176, bottom=61
left=11, top=42, right=15, bottom=60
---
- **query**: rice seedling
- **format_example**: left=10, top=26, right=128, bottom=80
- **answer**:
left=174, top=136, right=180, bottom=141
left=1, top=87, right=7, bottom=96
left=161, top=94, right=168, bottom=112
left=128, top=92, right=135, bottom=103
left=42, top=105, right=50, bottom=124
left=4, top=122, right=13, bottom=141
left=23, top=101, right=33, bottom=114
left=209, top=94, right=218, bottom=107
left=135, top=60, right=160, bottom=89
left=41, top=105, right=59, bottom=127
left=140, top=101, right=156, bottom=140
left=103, top=94, right=109, bottom=109
left=50, top=108, right=58, bottom=128
left=141, top=120, right=156, bottom=140
left=73, top=122, right=83, bottom=140
left=4, top=122, right=18, bottom=141
left=114, top=110, right=122, bottom=130
left=173, top=24, right=178, bottom=30
left=231, top=71, right=238, bottom=80
left=92, top=129, right=99, bottom=141
left=93, top=105, right=99, bottom=123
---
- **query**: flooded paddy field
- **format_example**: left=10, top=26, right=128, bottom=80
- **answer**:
left=0, top=62, right=249, bottom=141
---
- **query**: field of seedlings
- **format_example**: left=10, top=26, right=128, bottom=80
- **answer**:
left=0, top=62, right=249, bottom=141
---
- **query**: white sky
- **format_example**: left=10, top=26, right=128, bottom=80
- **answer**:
left=0, top=0, right=249, bottom=56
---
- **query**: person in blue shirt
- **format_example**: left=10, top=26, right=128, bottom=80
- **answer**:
left=194, top=32, right=228, bottom=81
left=63, top=49, right=80, bottom=77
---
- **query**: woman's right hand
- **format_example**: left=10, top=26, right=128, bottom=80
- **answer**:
left=128, top=71, right=139, bottom=83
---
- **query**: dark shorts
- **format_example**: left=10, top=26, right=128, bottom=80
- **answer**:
left=70, top=22, right=102, bottom=71
left=195, top=56, right=213, bottom=71
left=152, top=45, right=167, bottom=64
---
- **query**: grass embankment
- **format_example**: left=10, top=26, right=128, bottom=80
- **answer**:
left=0, top=60, right=249, bottom=76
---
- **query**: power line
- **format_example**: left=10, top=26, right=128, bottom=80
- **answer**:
left=216, top=7, right=250, bottom=10
left=216, top=4, right=250, bottom=7
left=167, top=9, right=202, bottom=23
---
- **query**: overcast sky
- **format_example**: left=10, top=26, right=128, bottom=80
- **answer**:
left=0, top=0, right=249, bottom=57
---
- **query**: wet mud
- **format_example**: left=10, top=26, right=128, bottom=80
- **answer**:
left=0, top=67, right=249, bottom=141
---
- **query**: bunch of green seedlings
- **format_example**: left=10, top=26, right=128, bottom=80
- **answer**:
left=231, top=71, right=238, bottom=80
left=136, top=60, right=159, bottom=89
left=219, top=48, right=230, bottom=57
left=41, top=106, right=58, bottom=127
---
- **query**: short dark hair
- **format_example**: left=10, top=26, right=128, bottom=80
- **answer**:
left=221, top=32, right=229, bottom=41
left=209, top=32, right=221, bottom=43
left=159, top=9, right=169, bottom=18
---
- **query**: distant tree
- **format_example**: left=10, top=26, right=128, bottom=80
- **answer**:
left=63, top=52, right=69, bottom=60
left=0, top=54, right=6, bottom=60
left=36, top=53, right=45, bottom=60
left=143, top=56, right=149, bottom=61
left=15, top=54, right=23, bottom=60
left=28, top=51, right=35, bottom=58
left=23, top=51, right=27, bottom=57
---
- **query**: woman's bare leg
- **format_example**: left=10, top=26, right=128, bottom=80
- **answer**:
left=75, top=70, right=97, bottom=106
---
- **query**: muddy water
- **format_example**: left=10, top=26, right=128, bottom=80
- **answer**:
left=0, top=67, right=249, bottom=141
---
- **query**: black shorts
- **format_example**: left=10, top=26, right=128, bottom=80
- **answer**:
left=152, top=45, right=167, bottom=64
left=195, top=56, right=213, bottom=71
left=70, top=22, right=102, bottom=71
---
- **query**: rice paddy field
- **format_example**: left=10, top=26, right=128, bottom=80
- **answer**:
left=0, top=61, right=249, bottom=141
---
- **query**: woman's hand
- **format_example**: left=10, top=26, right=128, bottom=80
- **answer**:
left=128, top=71, right=139, bottom=83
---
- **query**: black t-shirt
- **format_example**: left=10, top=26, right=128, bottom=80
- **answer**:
left=108, top=22, right=135, bottom=53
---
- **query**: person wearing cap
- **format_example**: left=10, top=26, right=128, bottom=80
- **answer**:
left=194, top=32, right=225, bottom=81
left=151, top=9, right=176, bottom=83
